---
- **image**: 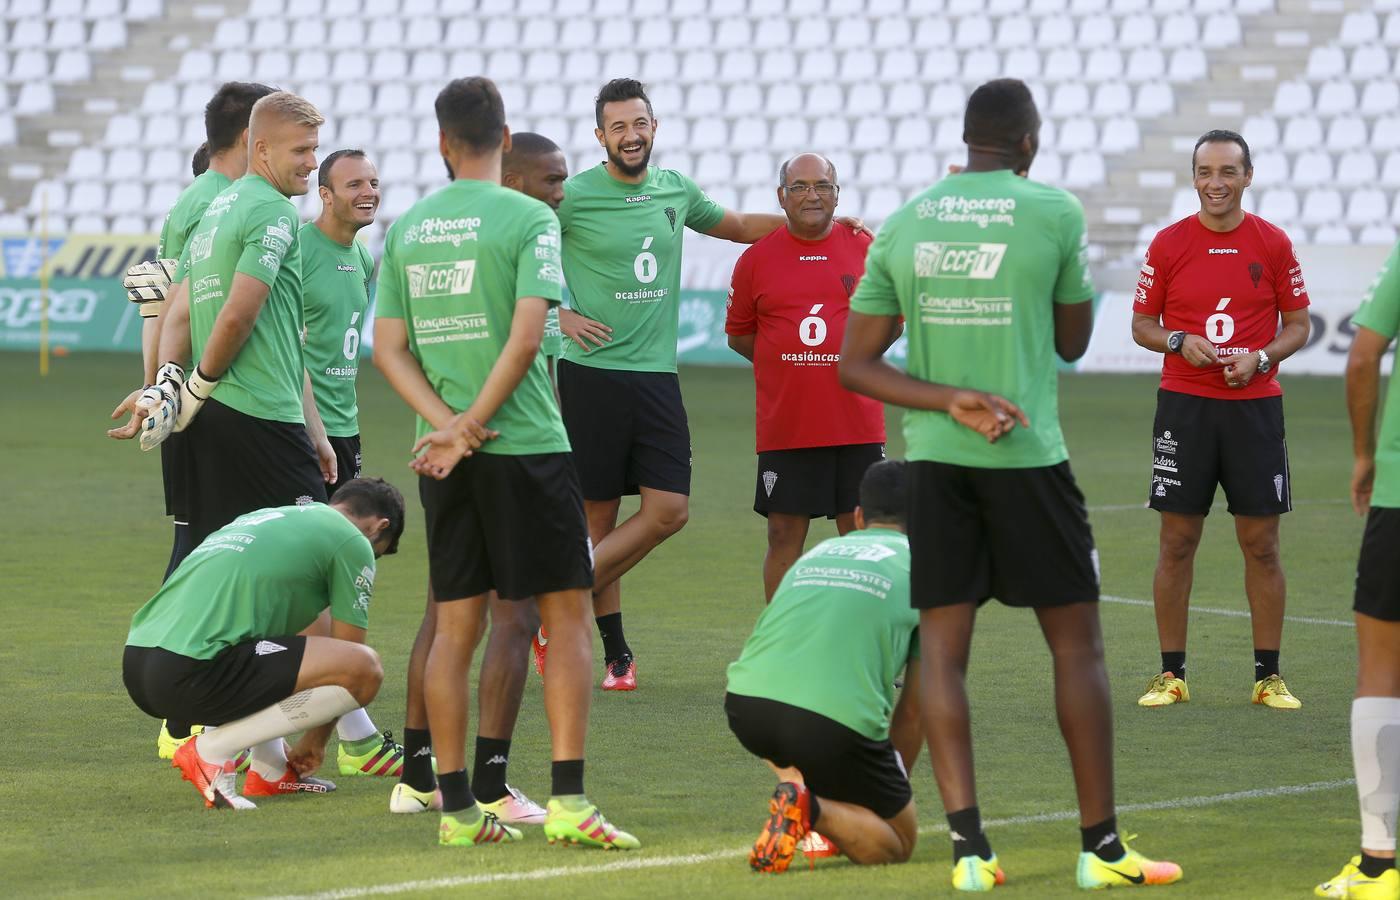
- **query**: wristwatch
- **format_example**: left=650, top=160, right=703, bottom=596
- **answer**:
left=1166, top=330, right=1186, bottom=354
left=1256, top=349, right=1272, bottom=374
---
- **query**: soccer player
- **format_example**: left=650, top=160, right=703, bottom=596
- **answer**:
left=1130, top=130, right=1311, bottom=710
left=503, top=132, right=570, bottom=389
left=372, top=76, right=637, bottom=849
left=726, top=152, right=893, bottom=602
left=840, top=79, right=1181, bottom=891
left=728, top=459, right=921, bottom=872
left=121, top=477, right=405, bottom=809
left=143, top=91, right=338, bottom=551
left=301, top=148, right=378, bottom=497
left=297, top=148, right=409, bottom=778
left=1314, top=244, right=1400, bottom=899
left=556, top=77, right=866, bottom=689
left=192, top=142, right=210, bottom=177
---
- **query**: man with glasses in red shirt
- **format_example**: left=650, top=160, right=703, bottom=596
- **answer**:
left=726, top=153, right=897, bottom=603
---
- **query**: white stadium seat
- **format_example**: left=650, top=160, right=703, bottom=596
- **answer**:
left=1312, top=223, right=1351, bottom=244
left=1257, top=188, right=1299, bottom=224
left=1168, top=47, right=1207, bottom=81
left=1281, top=116, right=1323, bottom=150
left=1347, top=189, right=1389, bottom=224
left=1119, top=14, right=1158, bottom=47
left=1242, top=115, right=1281, bottom=148
left=1326, top=116, right=1368, bottom=151
left=1350, top=44, right=1390, bottom=79
left=1362, top=81, right=1400, bottom=114
left=1085, top=48, right=1125, bottom=81
left=1316, top=80, right=1359, bottom=115
left=1272, top=81, right=1312, bottom=117
left=1339, top=11, right=1380, bottom=46
left=1063, top=151, right=1106, bottom=187
left=1044, top=48, right=1082, bottom=81
left=1200, top=13, right=1241, bottom=48
left=1101, top=117, right=1141, bottom=152
left=1336, top=150, right=1380, bottom=187
left=1306, top=46, right=1346, bottom=80
left=1290, top=150, right=1335, bottom=188
left=1094, top=82, right=1133, bottom=116
left=1251, top=151, right=1287, bottom=186
left=1300, top=189, right=1343, bottom=225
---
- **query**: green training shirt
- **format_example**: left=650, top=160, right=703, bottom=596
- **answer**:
left=726, top=527, right=918, bottom=741
left=557, top=164, right=725, bottom=373
left=126, top=504, right=375, bottom=660
left=1352, top=241, right=1400, bottom=508
left=300, top=222, right=373, bottom=438
left=543, top=305, right=563, bottom=358
left=159, top=169, right=232, bottom=279
left=184, top=174, right=306, bottom=423
left=374, top=179, right=569, bottom=454
left=849, top=170, right=1095, bottom=469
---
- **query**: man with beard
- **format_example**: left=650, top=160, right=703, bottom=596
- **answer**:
left=555, top=78, right=866, bottom=690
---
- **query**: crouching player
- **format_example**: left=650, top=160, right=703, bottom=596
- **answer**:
left=726, top=459, right=924, bottom=872
left=121, top=478, right=404, bottom=809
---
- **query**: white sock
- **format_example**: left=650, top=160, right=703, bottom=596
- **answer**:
left=336, top=707, right=379, bottom=743
left=197, top=686, right=361, bottom=763
left=1354, top=696, right=1400, bottom=852
left=249, top=738, right=288, bottom=780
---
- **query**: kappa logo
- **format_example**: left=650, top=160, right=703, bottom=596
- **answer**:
left=664, top=206, right=677, bottom=231
left=254, top=640, right=288, bottom=656
left=762, top=470, right=778, bottom=497
left=1154, top=483, right=1167, bottom=497
left=295, top=495, right=313, bottom=505
left=485, top=754, right=509, bottom=765
left=913, top=242, right=1007, bottom=280
left=413, top=747, right=432, bottom=758
left=1208, top=248, right=1239, bottom=254
left=1274, top=474, right=1284, bottom=501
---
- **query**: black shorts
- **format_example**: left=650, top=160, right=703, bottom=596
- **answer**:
left=326, top=434, right=362, bottom=498
left=182, top=399, right=328, bottom=547
left=1147, top=389, right=1291, bottom=517
left=1355, top=507, right=1400, bottom=621
left=754, top=443, right=886, bottom=519
left=160, top=432, right=191, bottom=522
left=122, top=637, right=306, bottom=726
left=557, top=359, right=690, bottom=499
left=725, top=693, right=912, bottom=820
left=420, top=451, right=594, bottom=601
left=908, top=460, right=1100, bottom=609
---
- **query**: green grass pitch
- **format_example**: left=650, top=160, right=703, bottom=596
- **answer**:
left=0, top=351, right=1370, bottom=897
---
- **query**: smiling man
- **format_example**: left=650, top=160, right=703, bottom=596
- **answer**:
left=1130, top=129, right=1312, bottom=711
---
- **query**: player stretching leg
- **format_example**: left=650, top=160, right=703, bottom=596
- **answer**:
left=728, top=460, right=922, bottom=873
left=555, top=78, right=866, bottom=689
left=841, top=79, right=1180, bottom=892
left=122, top=479, right=404, bottom=809
left=1315, top=244, right=1400, bottom=899
left=298, top=147, right=407, bottom=778
left=373, top=78, right=636, bottom=848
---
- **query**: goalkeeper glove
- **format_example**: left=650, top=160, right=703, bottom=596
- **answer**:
left=123, top=258, right=178, bottom=318
left=138, top=363, right=219, bottom=451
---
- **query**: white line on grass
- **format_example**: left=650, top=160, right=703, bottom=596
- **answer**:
left=1101, top=594, right=1355, bottom=628
left=262, top=779, right=1353, bottom=900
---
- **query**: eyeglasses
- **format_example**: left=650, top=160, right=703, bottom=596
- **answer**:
left=782, top=182, right=838, bottom=198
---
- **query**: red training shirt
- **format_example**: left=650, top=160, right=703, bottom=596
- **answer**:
left=1135, top=212, right=1310, bottom=400
left=726, top=225, right=885, bottom=453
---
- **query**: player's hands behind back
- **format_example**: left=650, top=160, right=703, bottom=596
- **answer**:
left=410, top=414, right=499, bottom=480
left=948, top=390, right=1029, bottom=443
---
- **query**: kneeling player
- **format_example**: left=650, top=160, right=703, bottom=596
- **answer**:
left=122, top=478, right=404, bottom=809
left=726, top=459, right=923, bottom=872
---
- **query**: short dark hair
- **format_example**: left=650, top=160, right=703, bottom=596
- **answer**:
left=192, top=142, right=209, bottom=177
left=1192, top=129, right=1252, bottom=173
left=319, top=148, right=367, bottom=189
left=778, top=153, right=837, bottom=188
left=331, top=477, right=406, bottom=556
left=963, top=78, right=1040, bottom=150
left=858, top=459, right=907, bottom=527
left=594, top=77, right=653, bottom=130
left=204, top=81, right=277, bottom=154
left=435, top=77, right=506, bottom=155
left=502, top=132, right=562, bottom=174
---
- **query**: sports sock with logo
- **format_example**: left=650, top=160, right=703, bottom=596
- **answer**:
left=1160, top=651, right=1185, bottom=681
left=472, top=737, right=511, bottom=803
left=336, top=707, right=379, bottom=743
left=401, top=727, right=435, bottom=792
left=438, top=769, right=476, bottom=814
left=595, top=613, right=631, bottom=662
left=1081, top=816, right=1126, bottom=861
left=552, top=759, right=585, bottom=797
left=1254, top=648, right=1280, bottom=680
left=1354, top=697, right=1400, bottom=855
left=947, top=806, right=993, bottom=862
left=1361, top=853, right=1397, bottom=878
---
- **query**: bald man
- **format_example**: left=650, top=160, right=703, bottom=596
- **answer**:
left=725, top=153, right=894, bottom=602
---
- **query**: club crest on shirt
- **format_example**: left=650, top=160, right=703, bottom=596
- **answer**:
left=1248, top=262, right=1263, bottom=289
left=841, top=274, right=856, bottom=297
left=664, top=206, right=677, bottom=232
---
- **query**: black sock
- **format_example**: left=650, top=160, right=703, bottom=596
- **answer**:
left=809, top=793, right=822, bottom=827
left=401, top=727, right=435, bottom=793
left=471, top=736, right=511, bottom=803
left=552, top=759, right=585, bottom=796
left=1254, top=648, right=1280, bottom=680
left=1360, top=853, right=1396, bottom=878
left=438, top=769, right=475, bottom=813
left=947, top=806, right=993, bottom=862
left=1160, top=651, right=1186, bottom=681
left=163, top=523, right=194, bottom=583
left=165, top=720, right=192, bottom=740
left=1082, top=816, right=1125, bottom=861
left=596, top=613, right=631, bottom=662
